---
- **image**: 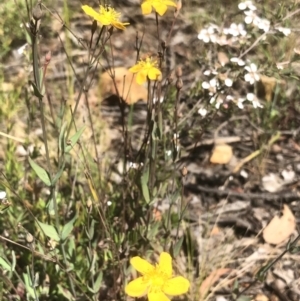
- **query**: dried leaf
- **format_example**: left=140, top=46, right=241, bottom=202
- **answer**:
left=210, top=144, right=233, bottom=164
left=210, top=226, right=221, bottom=236
left=254, top=293, right=269, bottom=301
left=263, top=205, right=295, bottom=245
left=258, top=75, right=277, bottom=102
left=199, top=268, right=232, bottom=298
left=99, top=67, right=148, bottom=104
left=217, top=52, right=229, bottom=66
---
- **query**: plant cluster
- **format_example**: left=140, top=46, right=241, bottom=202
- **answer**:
left=0, top=0, right=299, bottom=300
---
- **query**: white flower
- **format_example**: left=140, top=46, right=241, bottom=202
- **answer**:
left=198, top=24, right=219, bottom=43
left=238, top=1, right=257, bottom=11
left=240, top=169, right=248, bottom=178
left=228, top=23, right=247, bottom=37
left=128, top=162, right=143, bottom=169
left=153, top=96, right=164, bottom=104
left=226, top=95, right=246, bottom=109
left=224, top=78, right=233, bottom=87
left=198, top=107, right=208, bottom=116
left=237, top=97, right=246, bottom=109
left=203, top=69, right=218, bottom=76
left=17, top=43, right=28, bottom=56
left=247, top=93, right=263, bottom=108
left=254, top=17, right=270, bottom=32
left=244, top=10, right=259, bottom=25
left=276, top=26, right=291, bottom=36
left=202, top=78, right=219, bottom=95
left=165, top=150, right=172, bottom=156
left=276, top=61, right=289, bottom=70
left=202, top=81, right=210, bottom=89
left=203, top=70, right=212, bottom=76
left=231, top=57, right=246, bottom=66
left=216, top=34, right=228, bottom=46
left=210, top=94, right=224, bottom=109
left=0, top=191, right=6, bottom=200
left=244, top=63, right=260, bottom=84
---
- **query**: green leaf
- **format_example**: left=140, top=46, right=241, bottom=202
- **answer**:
left=57, top=284, right=75, bottom=300
left=59, top=122, right=68, bottom=153
left=147, top=222, right=160, bottom=239
left=88, top=272, right=103, bottom=294
left=65, top=126, right=86, bottom=153
left=36, top=220, right=60, bottom=241
left=47, top=198, right=55, bottom=216
left=88, top=219, right=96, bottom=240
left=52, top=161, right=65, bottom=185
left=61, top=215, right=77, bottom=241
left=30, top=81, right=44, bottom=98
left=93, top=272, right=103, bottom=292
left=23, top=272, right=36, bottom=299
left=256, top=263, right=270, bottom=282
left=173, top=236, right=184, bottom=258
left=141, top=168, right=150, bottom=204
left=11, top=251, right=16, bottom=272
left=28, top=157, right=51, bottom=186
left=236, top=296, right=252, bottom=301
left=0, top=257, right=11, bottom=271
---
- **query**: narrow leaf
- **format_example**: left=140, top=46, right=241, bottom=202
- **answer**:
left=88, top=219, right=96, bottom=240
left=0, top=257, right=11, bottom=271
left=61, top=215, right=77, bottom=241
left=11, top=251, right=16, bottom=272
left=93, top=272, right=103, bottom=292
left=173, top=236, right=184, bottom=258
left=141, top=169, right=150, bottom=204
left=23, top=272, right=36, bottom=299
left=28, top=157, right=51, bottom=186
left=59, top=122, right=68, bottom=153
left=36, top=220, right=60, bottom=241
left=30, top=81, right=43, bottom=98
left=65, top=126, right=86, bottom=153
left=52, top=161, right=65, bottom=185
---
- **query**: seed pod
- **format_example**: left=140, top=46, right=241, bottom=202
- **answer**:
left=32, top=3, right=44, bottom=21
left=175, top=66, right=182, bottom=78
left=176, top=78, right=183, bottom=90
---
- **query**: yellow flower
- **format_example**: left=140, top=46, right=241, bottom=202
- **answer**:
left=129, top=57, right=162, bottom=85
left=125, top=252, right=190, bottom=301
left=141, top=0, right=177, bottom=16
left=82, top=5, right=129, bottom=30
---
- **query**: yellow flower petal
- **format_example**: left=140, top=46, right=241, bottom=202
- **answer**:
left=82, top=5, right=100, bottom=19
left=129, top=64, right=143, bottom=73
left=152, top=3, right=168, bottom=16
left=141, top=2, right=153, bottom=15
left=159, top=252, right=172, bottom=277
left=130, top=256, right=155, bottom=274
left=125, top=277, right=148, bottom=297
left=164, top=0, right=177, bottom=8
left=113, top=22, right=130, bottom=30
left=136, top=70, right=149, bottom=85
left=148, top=67, right=161, bottom=81
left=163, top=276, right=190, bottom=296
left=82, top=5, right=129, bottom=30
left=148, top=291, right=170, bottom=301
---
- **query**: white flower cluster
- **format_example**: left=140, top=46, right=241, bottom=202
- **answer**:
left=198, top=22, right=248, bottom=46
left=200, top=60, right=263, bottom=111
left=196, top=1, right=282, bottom=112
left=244, top=63, right=260, bottom=84
left=238, top=1, right=270, bottom=32
left=198, top=1, right=291, bottom=46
